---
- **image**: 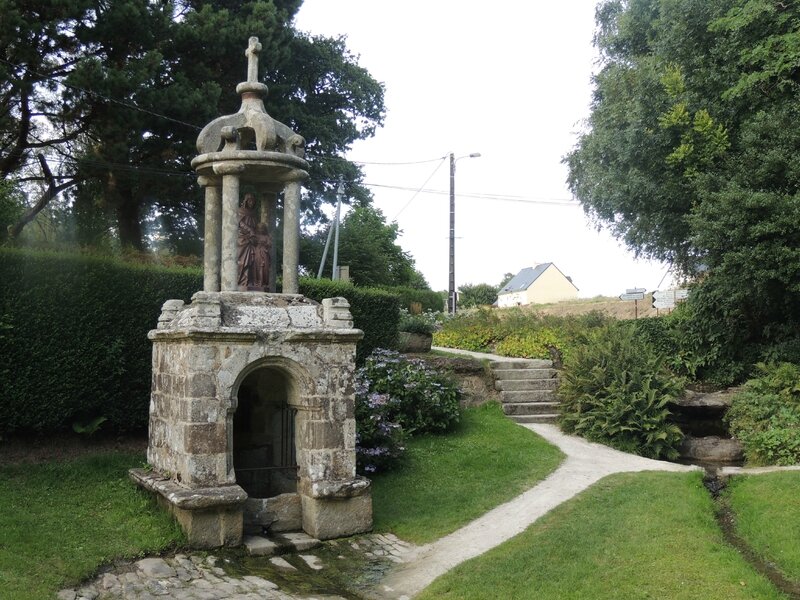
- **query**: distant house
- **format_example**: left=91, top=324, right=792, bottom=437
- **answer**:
left=497, top=263, right=579, bottom=308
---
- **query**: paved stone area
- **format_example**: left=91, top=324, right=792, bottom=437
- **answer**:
left=58, top=534, right=413, bottom=600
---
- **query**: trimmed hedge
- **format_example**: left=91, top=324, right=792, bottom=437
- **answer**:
left=0, top=248, right=200, bottom=435
left=299, top=277, right=400, bottom=361
left=1, top=249, right=400, bottom=435
left=377, top=285, right=444, bottom=313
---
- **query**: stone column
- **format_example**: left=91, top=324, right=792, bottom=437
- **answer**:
left=199, top=176, right=222, bottom=292
left=282, top=180, right=302, bottom=294
left=262, top=191, right=278, bottom=293
left=214, top=164, right=245, bottom=291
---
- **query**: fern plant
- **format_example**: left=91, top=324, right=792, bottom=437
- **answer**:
left=558, top=323, right=685, bottom=459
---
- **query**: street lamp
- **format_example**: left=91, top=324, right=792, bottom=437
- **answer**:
left=449, top=151, right=481, bottom=314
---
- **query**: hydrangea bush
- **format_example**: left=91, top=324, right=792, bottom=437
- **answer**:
left=354, top=349, right=461, bottom=474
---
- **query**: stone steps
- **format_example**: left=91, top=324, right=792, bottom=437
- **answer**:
left=502, top=401, right=560, bottom=416
left=490, top=358, right=561, bottom=425
left=495, top=378, right=558, bottom=392
left=243, top=531, right=321, bottom=556
left=493, top=368, right=558, bottom=381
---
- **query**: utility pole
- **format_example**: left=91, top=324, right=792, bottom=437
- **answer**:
left=332, top=176, right=343, bottom=280
left=448, top=152, right=456, bottom=314
left=317, top=176, right=344, bottom=279
left=448, top=152, right=481, bottom=315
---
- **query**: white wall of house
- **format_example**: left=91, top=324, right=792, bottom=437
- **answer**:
left=497, top=264, right=578, bottom=307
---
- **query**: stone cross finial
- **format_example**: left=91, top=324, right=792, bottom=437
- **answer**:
left=245, top=37, right=262, bottom=83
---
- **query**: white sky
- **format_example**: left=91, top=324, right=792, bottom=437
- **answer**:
left=294, top=1, right=673, bottom=297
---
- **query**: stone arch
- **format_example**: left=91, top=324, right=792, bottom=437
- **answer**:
left=228, top=356, right=312, bottom=500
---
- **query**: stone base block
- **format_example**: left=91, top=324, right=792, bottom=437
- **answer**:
left=300, top=492, right=372, bottom=540
left=130, top=468, right=245, bottom=548
left=163, top=499, right=243, bottom=548
left=244, top=493, right=302, bottom=533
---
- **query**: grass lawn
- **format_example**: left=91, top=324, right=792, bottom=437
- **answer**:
left=369, top=402, right=564, bottom=544
left=419, top=471, right=785, bottom=600
left=726, top=472, right=800, bottom=583
left=0, top=452, right=183, bottom=600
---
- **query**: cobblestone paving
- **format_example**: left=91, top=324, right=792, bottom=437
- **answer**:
left=57, top=534, right=416, bottom=600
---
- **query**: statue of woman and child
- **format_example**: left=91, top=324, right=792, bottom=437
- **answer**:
left=237, top=193, right=271, bottom=291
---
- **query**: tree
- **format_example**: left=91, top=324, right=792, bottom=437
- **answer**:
left=458, top=283, right=498, bottom=308
left=1, top=0, right=385, bottom=249
left=566, top=0, right=800, bottom=374
left=305, top=204, right=425, bottom=288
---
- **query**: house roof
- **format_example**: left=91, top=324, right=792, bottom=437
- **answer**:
left=498, top=263, right=579, bottom=295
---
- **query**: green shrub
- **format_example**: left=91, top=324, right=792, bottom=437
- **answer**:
left=725, top=362, right=800, bottom=466
left=495, top=329, right=562, bottom=360
left=433, top=308, right=501, bottom=352
left=299, top=277, right=401, bottom=362
left=359, top=349, right=460, bottom=436
left=433, top=307, right=612, bottom=360
left=353, top=382, right=406, bottom=475
left=398, top=309, right=439, bottom=335
left=558, top=323, right=685, bottom=459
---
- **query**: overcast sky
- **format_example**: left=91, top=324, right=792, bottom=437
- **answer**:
left=294, top=1, right=673, bottom=297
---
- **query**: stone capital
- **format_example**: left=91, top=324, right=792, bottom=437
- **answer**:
left=197, top=175, right=221, bottom=188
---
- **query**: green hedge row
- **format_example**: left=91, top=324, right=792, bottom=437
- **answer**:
left=376, top=285, right=444, bottom=313
left=0, top=248, right=200, bottom=435
left=0, top=249, right=401, bottom=435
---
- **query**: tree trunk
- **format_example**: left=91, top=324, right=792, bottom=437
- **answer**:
left=115, top=190, right=145, bottom=251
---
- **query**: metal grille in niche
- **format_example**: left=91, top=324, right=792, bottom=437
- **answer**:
left=234, top=406, right=298, bottom=498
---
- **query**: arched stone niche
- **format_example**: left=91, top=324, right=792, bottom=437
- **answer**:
left=131, top=293, right=372, bottom=547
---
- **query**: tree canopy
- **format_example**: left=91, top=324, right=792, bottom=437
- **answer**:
left=1, top=0, right=385, bottom=250
left=303, top=204, right=428, bottom=289
left=566, top=0, right=800, bottom=374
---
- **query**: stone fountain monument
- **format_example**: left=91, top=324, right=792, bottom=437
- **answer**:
left=130, top=38, right=372, bottom=548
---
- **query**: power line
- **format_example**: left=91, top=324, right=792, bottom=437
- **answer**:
left=364, top=183, right=580, bottom=206
left=307, top=153, right=448, bottom=167
left=391, top=157, right=447, bottom=220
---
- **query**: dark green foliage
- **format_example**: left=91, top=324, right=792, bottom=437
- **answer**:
left=725, top=362, right=800, bottom=466
left=458, top=283, right=499, bottom=309
left=378, top=286, right=443, bottom=313
left=360, top=349, right=460, bottom=437
left=0, top=248, right=200, bottom=434
left=567, top=0, right=800, bottom=381
left=558, top=322, right=685, bottom=459
left=0, top=249, right=402, bottom=435
left=299, top=277, right=400, bottom=362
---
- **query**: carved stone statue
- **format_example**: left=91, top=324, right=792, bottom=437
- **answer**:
left=237, top=193, right=258, bottom=290
left=253, top=222, right=271, bottom=291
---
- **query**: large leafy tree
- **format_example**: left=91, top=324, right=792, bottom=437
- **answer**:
left=1, top=0, right=385, bottom=250
left=566, top=0, right=800, bottom=374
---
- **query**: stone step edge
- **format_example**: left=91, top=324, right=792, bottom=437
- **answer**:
left=510, top=414, right=560, bottom=423
left=243, top=531, right=321, bottom=556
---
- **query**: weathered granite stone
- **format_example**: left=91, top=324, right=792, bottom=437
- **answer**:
left=301, top=494, right=373, bottom=541
left=244, top=493, right=302, bottom=532
left=137, top=558, right=177, bottom=579
left=679, top=435, right=744, bottom=463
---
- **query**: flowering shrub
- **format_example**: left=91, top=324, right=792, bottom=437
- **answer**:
left=354, top=383, right=406, bottom=474
left=354, top=349, right=461, bottom=473
left=398, top=308, right=441, bottom=335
